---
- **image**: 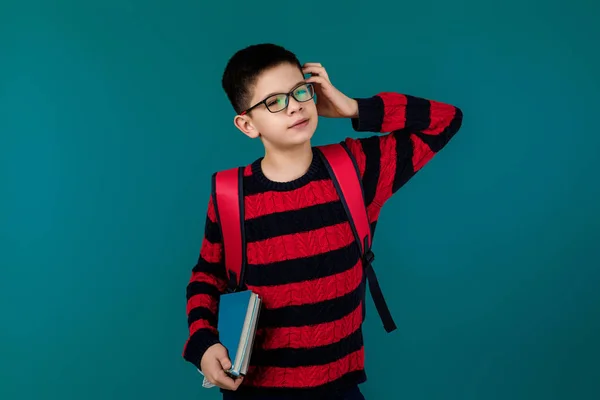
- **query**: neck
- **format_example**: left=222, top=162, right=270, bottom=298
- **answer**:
left=261, top=141, right=313, bottom=183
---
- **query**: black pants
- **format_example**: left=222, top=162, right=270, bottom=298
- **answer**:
left=223, top=385, right=366, bottom=400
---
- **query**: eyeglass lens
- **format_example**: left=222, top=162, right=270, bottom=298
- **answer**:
left=265, top=84, right=314, bottom=112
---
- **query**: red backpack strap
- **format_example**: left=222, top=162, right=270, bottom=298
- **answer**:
left=316, top=143, right=397, bottom=333
left=211, top=167, right=247, bottom=292
left=316, top=143, right=372, bottom=254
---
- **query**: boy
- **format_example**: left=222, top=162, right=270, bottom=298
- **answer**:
left=183, top=43, right=463, bottom=399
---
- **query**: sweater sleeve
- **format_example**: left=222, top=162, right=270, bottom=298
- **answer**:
left=344, top=92, right=463, bottom=223
left=182, top=195, right=228, bottom=370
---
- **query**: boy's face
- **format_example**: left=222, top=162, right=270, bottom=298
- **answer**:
left=233, top=62, right=318, bottom=151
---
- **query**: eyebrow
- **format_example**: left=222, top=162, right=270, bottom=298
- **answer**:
left=261, top=80, right=306, bottom=100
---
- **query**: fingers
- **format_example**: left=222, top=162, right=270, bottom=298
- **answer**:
left=205, top=368, right=241, bottom=389
left=302, top=63, right=329, bottom=81
left=219, top=356, right=232, bottom=371
left=204, top=353, right=243, bottom=391
left=200, top=344, right=243, bottom=390
left=306, top=74, right=329, bottom=87
left=211, top=369, right=244, bottom=390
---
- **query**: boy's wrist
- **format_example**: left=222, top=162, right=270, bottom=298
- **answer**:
left=347, top=99, right=359, bottom=119
left=183, top=332, right=221, bottom=371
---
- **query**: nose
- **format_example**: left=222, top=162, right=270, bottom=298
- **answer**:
left=286, top=95, right=302, bottom=114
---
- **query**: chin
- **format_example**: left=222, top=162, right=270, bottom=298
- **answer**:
left=290, top=124, right=316, bottom=144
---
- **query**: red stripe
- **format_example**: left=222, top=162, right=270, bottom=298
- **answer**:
left=247, top=222, right=354, bottom=265
left=245, top=348, right=364, bottom=388
left=344, top=137, right=367, bottom=178
left=188, top=319, right=217, bottom=337
left=186, top=294, right=218, bottom=315
left=423, top=100, right=456, bottom=135
left=244, top=180, right=339, bottom=219
left=367, top=203, right=381, bottom=223
left=249, top=258, right=362, bottom=309
left=207, top=196, right=217, bottom=223
left=411, top=134, right=435, bottom=172
left=371, top=134, right=396, bottom=207
left=378, top=92, right=407, bottom=132
left=258, top=304, right=363, bottom=350
left=190, top=270, right=226, bottom=290
left=199, top=238, right=222, bottom=264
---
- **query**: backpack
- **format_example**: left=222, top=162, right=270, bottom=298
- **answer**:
left=210, top=143, right=397, bottom=333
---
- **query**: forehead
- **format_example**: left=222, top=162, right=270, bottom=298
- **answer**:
left=251, top=63, right=305, bottom=102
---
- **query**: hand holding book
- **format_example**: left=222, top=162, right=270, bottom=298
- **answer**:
left=199, top=291, right=262, bottom=390
left=200, top=343, right=244, bottom=390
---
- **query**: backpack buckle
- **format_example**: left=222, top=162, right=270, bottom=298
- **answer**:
left=364, top=249, right=375, bottom=264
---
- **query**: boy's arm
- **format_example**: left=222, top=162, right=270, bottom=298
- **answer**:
left=182, top=195, right=228, bottom=369
left=344, top=92, right=463, bottom=219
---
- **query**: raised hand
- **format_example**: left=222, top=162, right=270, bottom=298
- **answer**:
left=302, top=63, right=358, bottom=119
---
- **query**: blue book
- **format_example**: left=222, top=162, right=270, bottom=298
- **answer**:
left=202, top=290, right=262, bottom=388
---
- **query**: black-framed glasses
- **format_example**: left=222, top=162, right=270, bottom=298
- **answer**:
left=240, top=83, right=315, bottom=115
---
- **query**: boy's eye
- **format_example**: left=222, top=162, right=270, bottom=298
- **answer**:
left=294, top=85, right=310, bottom=99
left=267, top=97, right=282, bottom=107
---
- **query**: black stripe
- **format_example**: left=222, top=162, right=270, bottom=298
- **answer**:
left=243, top=170, right=331, bottom=196
left=232, top=370, right=367, bottom=397
left=258, top=282, right=363, bottom=328
left=191, top=257, right=225, bottom=278
left=414, top=107, right=463, bottom=152
left=314, top=370, right=366, bottom=392
left=244, top=242, right=361, bottom=286
left=204, top=217, right=222, bottom=244
left=391, top=132, right=417, bottom=194
left=351, top=96, right=384, bottom=132
left=187, top=307, right=217, bottom=327
left=186, top=281, right=222, bottom=300
left=251, top=324, right=363, bottom=368
left=183, top=330, right=221, bottom=367
left=369, top=221, right=378, bottom=246
left=244, top=200, right=348, bottom=243
left=405, top=95, right=431, bottom=132
left=358, top=135, right=381, bottom=208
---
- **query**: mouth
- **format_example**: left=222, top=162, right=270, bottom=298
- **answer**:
left=289, top=118, right=309, bottom=129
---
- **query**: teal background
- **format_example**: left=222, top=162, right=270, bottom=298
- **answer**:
left=1, top=0, right=599, bottom=399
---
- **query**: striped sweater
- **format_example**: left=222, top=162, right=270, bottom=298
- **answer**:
left=183, top=92, right=463, bottom=397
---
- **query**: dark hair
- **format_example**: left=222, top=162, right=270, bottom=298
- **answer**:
left=222, top=43, right=302, bottom=114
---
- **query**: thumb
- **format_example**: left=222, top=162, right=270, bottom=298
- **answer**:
left=216, top=347, right=232, bottom=370
left=219, top=355, right=232, bottom=371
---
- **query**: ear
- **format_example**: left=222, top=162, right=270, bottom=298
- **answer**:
left=233, top=115, right=260, bottom=139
